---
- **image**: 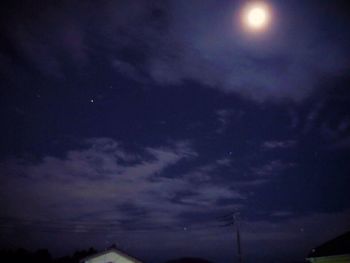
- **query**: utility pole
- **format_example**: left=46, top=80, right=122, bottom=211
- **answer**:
left=218, top=212, right=244, bottom=263
left=233, top=213, right=243, bottom=263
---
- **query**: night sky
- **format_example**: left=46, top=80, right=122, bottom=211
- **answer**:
left=1, top=1, right=350, bottom=262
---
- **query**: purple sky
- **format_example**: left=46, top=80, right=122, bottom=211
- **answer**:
left=1, top=1, right=350, bottom=262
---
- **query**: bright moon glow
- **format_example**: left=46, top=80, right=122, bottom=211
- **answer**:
left=248, top=7, right=267, bottom=27
left=242, top=2, right=271, bottom=32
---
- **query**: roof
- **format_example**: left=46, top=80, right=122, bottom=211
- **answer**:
left=80, top=248, right=142, bottom=263
left=308, top=231, right=350, bottom=258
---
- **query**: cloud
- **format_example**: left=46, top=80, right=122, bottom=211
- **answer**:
left=270, top=211, right=294, bottom=217
left=303, top=100, right=326, bottom=134
left=252, top=160, right=296, bottom=176
left=262, top=140, right=296, bottom=149
left=112, top=59, right=145, bottom=82
left=2, top=0, right=349, bottom=101
left=319, top=115, right=350, bottom=149
left=299, top=91, right=350, bottom=149
left=215, top=109, right=244, bottom=134
left=179, top=185, right=244, bottom=207
left=0, top=138, right=244, bottom=232
left=130, top=1, right=349, bottom=101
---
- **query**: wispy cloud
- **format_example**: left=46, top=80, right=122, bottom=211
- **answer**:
left=2, top=1, right=349, bottom=101
left=215, top=109, right=244, bottom=134
left=0, top=138, right=244, bottom=232
left=262, top=140, right=296, bottom=149
left=252, top=160, right=296, bottom=176
left=271, top=211, right=294, bottom=218
left=112, top=59, right=146, bottom=83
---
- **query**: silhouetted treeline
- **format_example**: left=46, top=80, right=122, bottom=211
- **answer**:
left=0, top=247, right=97, bottom=263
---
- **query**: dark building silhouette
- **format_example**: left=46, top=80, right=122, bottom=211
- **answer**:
left=307, top=231, right=350, bottom=263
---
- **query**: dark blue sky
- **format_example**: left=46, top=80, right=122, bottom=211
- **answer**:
left=1, top=1, right=350, bottom=262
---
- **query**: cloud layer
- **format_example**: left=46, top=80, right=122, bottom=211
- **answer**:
left=2, top=0, right=349, bottom=101
left=0, top=138, right=243, bottom=231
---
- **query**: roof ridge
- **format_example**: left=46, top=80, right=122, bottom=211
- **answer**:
left=80, top=248, right=142, bottom=263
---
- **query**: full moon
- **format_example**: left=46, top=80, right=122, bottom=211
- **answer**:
left=242, top=2, right=271, bottom=32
